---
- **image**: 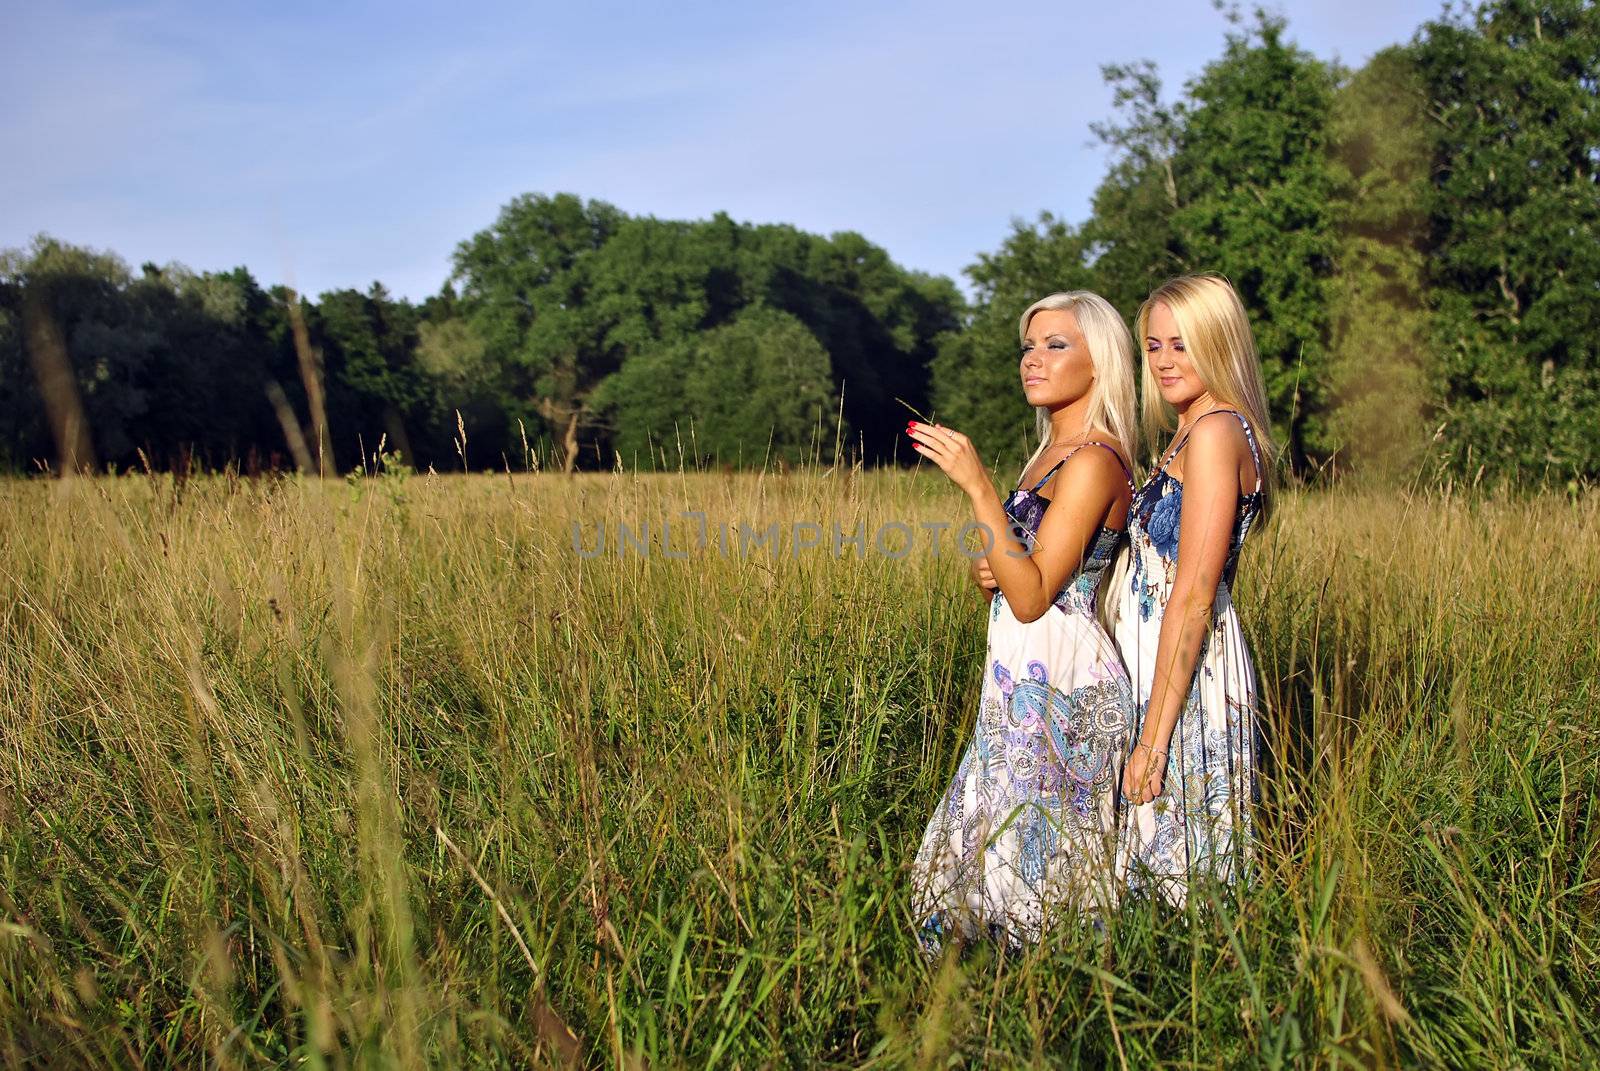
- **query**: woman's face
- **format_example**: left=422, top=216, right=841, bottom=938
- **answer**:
left=1020, top=309, right=1095, bottom=409
left=1144, top=301, right=1206, bottom=410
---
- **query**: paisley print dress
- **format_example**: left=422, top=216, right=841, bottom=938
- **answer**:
left=1113, top=409, right=1265, bottom=909
left=910, top=443, right=1138, bottom=953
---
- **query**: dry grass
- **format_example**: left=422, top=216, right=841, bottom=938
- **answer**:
left=1, top=466, right=1596, bottom=1068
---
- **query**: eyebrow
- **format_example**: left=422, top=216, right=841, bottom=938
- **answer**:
left=1025, top=333, right=1070, bottom=342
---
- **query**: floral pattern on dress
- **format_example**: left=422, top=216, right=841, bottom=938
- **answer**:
left=1113, top=410, right=1266, bottom=910
left=1144, top=484, right=1183, bottom=560
left=910, top=443, right=1138, bottom=953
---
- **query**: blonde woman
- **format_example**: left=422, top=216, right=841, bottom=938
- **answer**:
left=1114, top=274, right=1275, bottom=910
left=906, top=290, right=1140, bottom=954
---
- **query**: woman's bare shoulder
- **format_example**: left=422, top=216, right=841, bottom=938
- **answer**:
left=1181, top=412, right=1253, bottom=483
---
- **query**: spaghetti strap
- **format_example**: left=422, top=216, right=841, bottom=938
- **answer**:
left=1069, top=440, right=1137, bottom=494
left=1165, top=410, right=1263, bottom=493
left=1028, top=458, right=1067, bottom=493
left=1032, top=441, right=1136, bottom=496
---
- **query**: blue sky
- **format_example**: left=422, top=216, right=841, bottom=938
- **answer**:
left=3, top=0, right=1449, bottom=302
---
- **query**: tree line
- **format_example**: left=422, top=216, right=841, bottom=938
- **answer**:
left=0, top=212, right=960, bottom=476
left=2, top=0, right=1595, bottom=484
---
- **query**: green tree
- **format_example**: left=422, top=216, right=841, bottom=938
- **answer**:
left=0, top=237, right=301, bottom=473
left=1170, top=10, right=1342, bottom=468
left=1325, top=46, right=1437, bottom=482
left=452, top=193, right=627, bottom=472
left=1082, top=60, right=1188, bottom=319
left=133, top=263, right=283, bottom=470
left=933, top=16, right=1346, bottom=476
left=929, top=213, right=1093, bottom=474
left=0, top=237, right=145, bottom=468
left=594, top=305, right=842, bottom=469
left=1412, top=0, right=1600, bottom=482
left=415, top=285, right=514, bottom=470
left=313, top=283, right=429, bottom=469
left=453, top=195, right=960, bottom=471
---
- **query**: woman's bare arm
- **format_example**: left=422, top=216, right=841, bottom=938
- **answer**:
left=905, top=424, right=1127, bottom=621
left=980, top=448, right=1128, bottom=623
left=1124, top=416, right=1246, bottom=802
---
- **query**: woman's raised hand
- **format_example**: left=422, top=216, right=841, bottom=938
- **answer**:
left=906, top=421, right=989, bottom=499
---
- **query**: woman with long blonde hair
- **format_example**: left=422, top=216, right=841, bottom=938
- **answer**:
left=905, top=290, right=1140, bottom=953
left=1114, top=273, right=1275, bottom=909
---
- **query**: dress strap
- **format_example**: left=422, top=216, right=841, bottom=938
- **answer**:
left=1055, top=440, right=1136, bottom=494
left=1027, top=457, right=1067, bottom=493
left=1032, top=441, right=1137, bottom=497
left=1165, top=409, right=1263, bottom=493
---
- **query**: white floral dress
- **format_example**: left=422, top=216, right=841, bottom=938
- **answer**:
left=1113, top=409, right=1265, bottom=909
left=910, top=443, right=1137, bottom=953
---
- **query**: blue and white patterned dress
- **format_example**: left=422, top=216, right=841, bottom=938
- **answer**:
left=910, top=443, right=1137, bottom=953
left=1113, top=408, right=1265, bottom=909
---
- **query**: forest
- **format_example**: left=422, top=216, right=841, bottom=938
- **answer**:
left=2, top=0, right=1596, bottom=485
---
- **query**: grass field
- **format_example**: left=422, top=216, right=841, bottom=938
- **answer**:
left=1, top=466, right=1596, bottom=1068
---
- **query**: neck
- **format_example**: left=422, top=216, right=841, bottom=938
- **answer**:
left=1174, top=391, right=1220, bottom=430
left=1046, top=393, right=1094, bottom=446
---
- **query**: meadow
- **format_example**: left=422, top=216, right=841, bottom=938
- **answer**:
left=1, top=464, right=1596, bottom=1068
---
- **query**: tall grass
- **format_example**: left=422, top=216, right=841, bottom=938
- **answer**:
left=1, top=466, right=1595, bottom=1068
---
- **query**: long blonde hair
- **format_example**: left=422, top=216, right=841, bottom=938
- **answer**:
left=1013, top=290, right=1138, bottom=485
left=1136, top=273, right=1276, bottom=513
